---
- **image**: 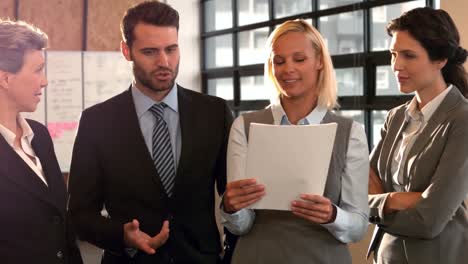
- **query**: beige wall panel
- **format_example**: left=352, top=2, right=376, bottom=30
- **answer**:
left=0, top=0, right=15, bottom=19
left=19, top=0, right=83, bottom=50
left=87, top=0, right=145, bottom=51
left=442, top=0, right=468, bottom=71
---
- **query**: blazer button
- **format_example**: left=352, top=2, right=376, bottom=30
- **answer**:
left=56, top=250, right=63, bottom=259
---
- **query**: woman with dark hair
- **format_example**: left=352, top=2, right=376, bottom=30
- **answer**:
left=368, top=7, right=468, bottom=264
left=0, top=19, right=82, bottom=264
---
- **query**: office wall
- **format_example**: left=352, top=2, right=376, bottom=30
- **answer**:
left=442, top=0, right=468, bottom=71
left=18, top=0, right=84, bottom=50
left=0, top=0, right=15, bottom=19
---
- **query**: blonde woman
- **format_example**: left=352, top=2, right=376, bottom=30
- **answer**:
left=221, top=20, right=369, bottom=263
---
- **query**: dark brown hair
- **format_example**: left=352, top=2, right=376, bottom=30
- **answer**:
left=0, top=19, right=48, bottom=73
left=121, top=0, right=179, bottom=48
left=387, top=7, right=468, bottom=98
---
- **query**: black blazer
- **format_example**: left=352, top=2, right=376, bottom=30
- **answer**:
left=69, top=86, right=233, bottom=264
left=0, top=120, right=82, bottom=264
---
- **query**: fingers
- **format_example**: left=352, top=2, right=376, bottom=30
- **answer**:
left=123, top=219, right=156, bottom=255
left=149, top=221, right=170, bottom=249
left=224, top=180, right=265, bottom=213
left=226, top=178, right=258, bottom=189
left=126, top=219, right=139, bottom=231
left=291, top=195, right=333, bottom=224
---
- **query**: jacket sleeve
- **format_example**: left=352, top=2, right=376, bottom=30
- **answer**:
left=68, top=110, right=125, bottom=253
left=378, top=116, right=468, bottom=239
left=368, top=108, right=394, bottom=222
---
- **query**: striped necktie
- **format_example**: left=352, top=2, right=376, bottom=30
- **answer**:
left=149, top=103, right=175, bottom=197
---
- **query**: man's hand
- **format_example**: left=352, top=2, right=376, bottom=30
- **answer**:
left=123, top=219, right=170, bottom=255
left=291, top=194, right=336, bottom=224
left=223, top=179, right=265, bottom=213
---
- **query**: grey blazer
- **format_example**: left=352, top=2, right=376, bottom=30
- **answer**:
left=368, top=87, right=468, bottom=264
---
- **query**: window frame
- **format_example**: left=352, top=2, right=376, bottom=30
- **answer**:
left=200, top=0, right=435, bottom=147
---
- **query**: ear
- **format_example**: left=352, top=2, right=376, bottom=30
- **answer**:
left=121, top=41, right=132, bottom=61
left=0, top=71, right=9, bottom=90
left=434, top=58, right=448, bottom=70
left=316, top=54, right=324, bottom=70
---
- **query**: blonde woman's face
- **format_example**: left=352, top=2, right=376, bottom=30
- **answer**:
left=271, top=31, right=322, bottom=101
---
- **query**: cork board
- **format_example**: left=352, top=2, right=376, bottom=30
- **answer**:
left=441, top=0, right=468, bottom=71
left=18, top=0, right=83, bottom=50
left=87, top=0, right=145, bottom=51
left=0, top=0, right=15, bottom=19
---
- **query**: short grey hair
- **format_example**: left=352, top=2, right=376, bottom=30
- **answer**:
left=0, top=19, right=48, bottom=73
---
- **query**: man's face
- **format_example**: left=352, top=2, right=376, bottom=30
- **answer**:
left=122, top=23, right=180, bottom=101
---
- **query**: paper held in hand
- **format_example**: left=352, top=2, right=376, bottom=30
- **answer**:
left=243, top=122, right=337, bottom=211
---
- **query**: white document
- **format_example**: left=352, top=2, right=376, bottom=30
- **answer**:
left=244, top=123, right=337, bottom=211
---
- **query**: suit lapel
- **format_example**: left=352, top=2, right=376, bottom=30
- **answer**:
left=0, top=132, right=61, bottom=212
left=367, top=226, right=383, bottom=259
left=30, top=130, right=66, bottom=213
left=173, top=86, right=195, bottom=199
left=383, top=107, right=408, bottom=191
left=404, top=88, right=462, bottom=186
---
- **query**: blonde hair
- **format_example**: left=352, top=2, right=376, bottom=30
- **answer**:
left=0, top=19, right=48, bottom=73
left=265, top=19, right=337, bottom=109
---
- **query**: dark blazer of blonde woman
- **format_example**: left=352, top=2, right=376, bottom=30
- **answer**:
left=368, top=87, right=468, bottom=264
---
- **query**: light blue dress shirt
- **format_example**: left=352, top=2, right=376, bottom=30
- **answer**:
left=131, top=83, right=182, bottom=168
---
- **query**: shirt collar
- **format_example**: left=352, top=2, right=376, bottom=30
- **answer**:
left=131, top=82, right=179, bottom=118
left=270, top=96, right=327, bottom=125
left=0, top=115, right=35, bottom=147
left=405, top=85, right=453, bottom=122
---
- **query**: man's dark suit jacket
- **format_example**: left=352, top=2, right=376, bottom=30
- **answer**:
left=0, top=120, right=83, bottom=264
left=68, top=85, right=233, bottom=264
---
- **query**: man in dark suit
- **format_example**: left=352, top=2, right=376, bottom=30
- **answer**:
left=68, top=1, right=233, bottom=263
left=0, top=19, right=82, bottom=264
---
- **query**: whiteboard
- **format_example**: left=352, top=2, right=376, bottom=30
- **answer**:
left=46, top=51, right=83, bottom=172
left=83, top=51, right=133, bottom=108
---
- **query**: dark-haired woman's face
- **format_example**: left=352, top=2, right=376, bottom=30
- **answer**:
left=390, top=30, right=446, bottom=95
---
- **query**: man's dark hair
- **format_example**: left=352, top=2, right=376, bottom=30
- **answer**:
left=121, top=0, right=179, bottom=48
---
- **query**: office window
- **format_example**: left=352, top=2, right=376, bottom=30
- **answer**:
left=203, top=0, right=232, bottom=31
left=275, top=0, right=313, bottom=18
left=207, top=78, right=233, bottom=100
left=372, top=110, right=388, bottom=147
left=201, top=0, right=434, bottom=146
left=319, top=0, right=363, bottom=10
left=239, top=27, right=269, bottom=66
left=238, top=0, right=269, bottom=26
left=320, top=11, right=364, bottom=55
left=240, top=76, right=271, bottom=101
left=336, top=67, right=363, bottom=96
left=204, top=34, right=233, bottom=69
left=371, top=0, right=425, bottom=51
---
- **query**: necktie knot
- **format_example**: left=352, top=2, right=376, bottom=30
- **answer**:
left=150, top=103, right=167, bottom=120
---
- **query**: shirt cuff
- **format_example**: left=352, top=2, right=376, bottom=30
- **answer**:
left=322, top=204, right=347, bottom=232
